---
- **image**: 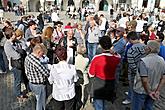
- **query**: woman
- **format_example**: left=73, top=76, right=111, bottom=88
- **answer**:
left=74, top=23, right=85, bottom=46
left=48, top=46, right=78, bottom=110
left=2, top=20, right=13, bottom=33
left=15, top=29, right=27, bottom=50
left=15, top=29, right=30, bottom=93
left=26, top=37, right=42, bottom=54
left=52, top=21, right=64, bottom=45
left=74, top=22, right=86, bottom=54
left=42, top=26, right=55, bottom=64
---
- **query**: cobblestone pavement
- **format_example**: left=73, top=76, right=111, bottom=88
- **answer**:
left=0, top=73, right=131, bottom=110
left=1, top=73, right=165, bottom=110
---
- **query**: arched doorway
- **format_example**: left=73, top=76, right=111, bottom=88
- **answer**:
left=142, top=0, right=148, bottom=8
left=28, top=0, right=40, bottom=12
left=68, top=0, right=74, bottom=6
left=99, top=0, right=108, bottom=11
left=36, top=1, right=41, bottom=12
left=82, top=0, right=89, bottom=8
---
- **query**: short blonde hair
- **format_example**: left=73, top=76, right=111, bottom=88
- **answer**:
left=15, top=29, right=24, bottom=37
left=33, top=43, right=47, bottom=54
left=77, top=22, right=83, bottom=29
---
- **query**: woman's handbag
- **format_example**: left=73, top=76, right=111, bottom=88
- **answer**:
left=11, top=58, right=23, bottom=70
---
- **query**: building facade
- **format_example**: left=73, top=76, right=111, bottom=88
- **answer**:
left=1, top=0, right=165, bottom=12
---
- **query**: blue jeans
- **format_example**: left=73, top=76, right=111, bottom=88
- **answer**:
left=132, top=91, right=154, bottom=110
left=93, top=99, right=109, bottom=110
left=87, top=42, right=98, bottom=61
left=0, top=48, right=6, bottom=72
left=29, top=82, right=46, bottom=110
left=126, top=74, right=134, bottom=101
left=11, top=68, right=22, bottom=97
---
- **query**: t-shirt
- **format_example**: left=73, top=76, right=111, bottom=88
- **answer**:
left=89, top=53, right=121, bottom=80
left=159, top=45, right=165, bottom=60
left=134, top=54, right=165, bottom=94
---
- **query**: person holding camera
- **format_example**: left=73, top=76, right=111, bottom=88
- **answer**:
left=59, top=29, right=78, bottom=65
left=4, top=28, right=28, bottom=101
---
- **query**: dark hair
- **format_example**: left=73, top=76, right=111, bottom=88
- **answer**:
left=100, top=14, right=104, bottom=17
left=30, top=37, right=41, bottom=47
left=55, top=46, right=67, bottom=61
left=5, top=20, right=12, bottom=27
left=126, top=31, right=139, bottom=40
left=157, top=33, right=164, bottom=42
left=99, top=36, right=112, bottom=50
left=4, top=28, right=14, bottom=39
left=28, top=20, right=36, bottom=27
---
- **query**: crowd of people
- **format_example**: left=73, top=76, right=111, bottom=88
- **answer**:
left=0, top=7, right=165, bottom=110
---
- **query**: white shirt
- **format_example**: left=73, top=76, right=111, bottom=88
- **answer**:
left=51, top=12, right=60, bottom=22
left=48, top=62, right=78, bottom=101
left=136, top=20, right=147, bottom=32
left=118, top=17, right=129, bottom=29
left=99, top=17, right=106, bottom=30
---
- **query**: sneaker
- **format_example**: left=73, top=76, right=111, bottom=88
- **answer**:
left=125, top=91, right=128, bottom=95
left=122, top=99, right=131, bottom=105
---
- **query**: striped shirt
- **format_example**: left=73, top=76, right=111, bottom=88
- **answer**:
left=127, top=43, right=146, bottom=75
left=48, top=61, right=78, bottom=101
left=24, top=54, right=49, bottom=84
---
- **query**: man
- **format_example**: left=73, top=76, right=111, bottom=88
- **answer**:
left=122, top=31, right=146, bottom=105
left=89, top=36, right=121, bottom=110
left=113, top=27, right=127, bottom=57
left=99, top=14, right=107, bottom=36
left=122, top=20, right=137, bottom=81
left=87, top=19, right=101, bottom=61
left=24, top=44, right=49, bottom=110
left=4, top=29, right=28, bottom=101
left=112, top=27, right=127, bottom=84
left=59, top=29, right=78, bottom=64
left=132, top=40, right=165, bottom=110
left=118, top=12, right=129, bottom=29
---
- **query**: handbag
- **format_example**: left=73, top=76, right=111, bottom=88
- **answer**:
left=11, top=58, right=23, bottom=70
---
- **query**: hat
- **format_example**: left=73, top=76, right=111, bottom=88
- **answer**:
left=116, top=27, right=125, bottom=32
left=147, top=40, right=160, bottom=53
